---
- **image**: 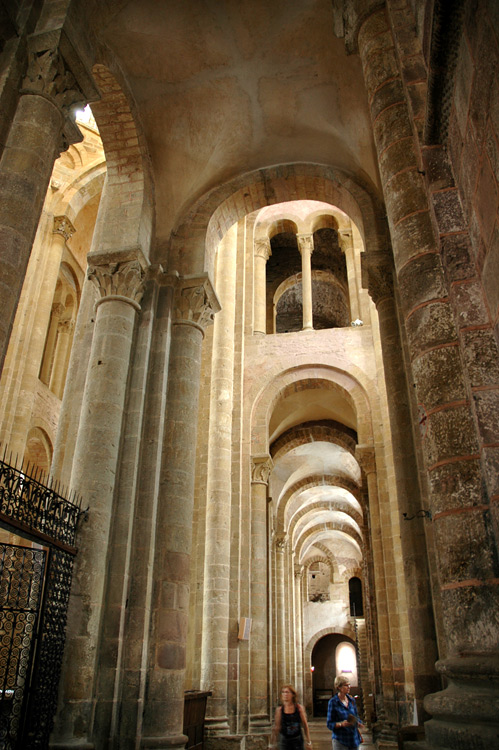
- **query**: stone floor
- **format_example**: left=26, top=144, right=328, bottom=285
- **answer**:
left=308, top=718, right=375, bottom=750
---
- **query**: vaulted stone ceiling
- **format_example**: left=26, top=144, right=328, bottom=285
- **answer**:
left=81, top=0, right=381, bottom=243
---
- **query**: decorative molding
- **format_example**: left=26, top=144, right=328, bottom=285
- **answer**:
left=361, top=250, right=394, bottom=306
left=87, top=260, right=146, bottom=306
left=173, top=274, right=220, bottom=333
left=251, top=455, right=274, bottom=485
left=254, top=239, right=272, bottom=261
left=274, top=533, right=287, bottom=552
left=53, top=215, right=76, bottom=242
left=355, top=445, right=376, bottom=476
left=296, top=233, right=314, bottom=256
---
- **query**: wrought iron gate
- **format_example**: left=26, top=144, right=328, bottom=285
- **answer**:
left=0, top=456, right=85, bottom=749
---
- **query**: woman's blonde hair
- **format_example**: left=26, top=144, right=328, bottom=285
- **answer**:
left=280, top=684, right=298, bottom=704
left=334, top=675, right=350, bottom=690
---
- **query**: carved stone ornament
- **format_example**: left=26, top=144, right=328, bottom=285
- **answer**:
left=53, top=215, right=76, bottom=242
left=355, top=445, right=376, bottom=476
left=87, top=260, right=146, bottom=304
left=361, top=251, right=394, bottom=306
left=173, top=276, right=220, bottom=332
left=23, top=46, right=87, bottom=114
left=58, top=318, right=75, bottom=334
left=251, top=456, right=274, bottom=484
left=296, top=233, right=314, bottom=256
left=254, top=239, right=272, bottom=261
left=274, top=533, right=287, bottom=552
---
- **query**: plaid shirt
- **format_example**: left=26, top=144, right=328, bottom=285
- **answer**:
left=326, top=694, right=363, bottom=748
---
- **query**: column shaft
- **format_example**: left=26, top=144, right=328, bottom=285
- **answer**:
left=254, top=240, right=271, bottom=334
left=53, top=264, right=143, bottom=743
left=250, top=458, right=273, bottom=733
left=201, top=229, right=236, bottom=733
left=140, top=276, right=219, bottom=749
left=297, top=234, right=314, bottom=331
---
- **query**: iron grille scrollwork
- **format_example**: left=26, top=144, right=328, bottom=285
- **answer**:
left=0, top=458, right=85, bottom=549
left=0, top=545, right=46, bottom=750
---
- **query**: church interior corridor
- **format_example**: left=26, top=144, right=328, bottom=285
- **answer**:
left=0, top=1, right=497, bottom=749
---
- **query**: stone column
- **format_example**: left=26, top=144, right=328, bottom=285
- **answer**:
left=296, top=233, right=314, bottom=331
left=39, top=217, right=76, bottom=386
left=140, top=274, right=219, bottom=750
left=355, top=446, right=397, bottom=746
left=357, top=9, right=499, bottom=748
left=49, top=317, right=75, bottom=399
left=201, top=230, right=236, bottom=736
left=53, top=258, right=146, bottom=745
left=0, top=30, right=96, bottom=373
left=338, top=229, right=361, bottom=322
left=362, top=251, right=440, bottom=721
left=254, top=239, right=271, bottom=334
left=294, top=565, right=304, bottom=698
left=274, top=533, right=287, bottom=688
left=249, top=455, right=273, bottom=734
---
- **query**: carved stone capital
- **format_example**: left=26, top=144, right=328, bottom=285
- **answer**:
left=51, top=302, right=65, bottom=318
left=355, top=445, right=376, bottom=475
left=338, top=230, right=352, bottom=253
left=87, top=260, right=146, bottom=306
left=296, top=233, right=314, bottom=256
left=294, top=564, right=304, bottom=579
left=254, top=239, right=272, bottom=261
left=173, top=274, right=221, bottom=333
left=53, top=215, right=76, bottom=242
left=58, top=318, right=75, bottom=334
left=274, top=533, right=287, bottom=552
left=251, top=455, right=274, bottom=485
left=22, top=30, right=100, bottom=151
left=361, top=250, right=394, bottom=306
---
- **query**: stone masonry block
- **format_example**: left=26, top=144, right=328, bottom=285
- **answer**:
left=370, top=77, right=405, bottom=121
left=405, top=300, right=457, bottom=358
left=441, top=234, right=475, bottom=283
left=473, top=389, right=499, bottom=444
left=391, top=210, right=436, bottom=271
left=385, top=168, right=428, bottom=226
left=451, top=280, right=490, bottom=328
left=423, top=404, right=479, bottom=467
left=462, top=328, right=499, bottom=386
left=411, top=345, right=467, bottom=411
left=434, top=510, right=496, bottom=584
left=378, top=136, right=417, bottom=184
left=432, top=189, right=467, bottom=234
left=398, top=252, right=447, bottom=311
left=373, top=101, right=413, bottom=155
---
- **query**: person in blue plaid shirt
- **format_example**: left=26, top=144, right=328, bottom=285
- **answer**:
left=326, top=676, right=364, bottom=749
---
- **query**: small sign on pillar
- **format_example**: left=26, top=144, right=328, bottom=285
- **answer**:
left=238, top=617, right=252, bottom=640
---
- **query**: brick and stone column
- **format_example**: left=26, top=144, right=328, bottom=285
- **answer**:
left=0, top=31, right=96, bottom=374
left=201, top=230, right=236, bottom=737
left=254, top=239, right=271, bottom=334
left=249, top=455, right=273, bottom=734
left=357, top=8, right=499, bottom=748
left=140, top=274, right=219, bottom=750
left=53, top=257, right=146, bottom=744
left=297, top=233, right=314, bottom=330
left=362, top=250, right=440, bottom=722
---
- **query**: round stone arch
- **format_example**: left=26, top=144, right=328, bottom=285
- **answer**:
left=303, top=625, right=357, bottom=713
left=168, top=163, right=387, bottom=276
left=250, top=366, right=374, bottom=457
left=88, top=64, right=154, bottom=263
left=277, top=474, right=362, bottom=534
left=271, top=421, right=357, bottom=460
left=52, top=167, right=106, bottom=225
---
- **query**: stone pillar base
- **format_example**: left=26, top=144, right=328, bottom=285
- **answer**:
left=424, top=655, right=499, bottom=750
left=205, top=734, right=269, bottom=750
left=50, top=743, right=95, bottom=749
left=139, top=734, right=188, bottom=749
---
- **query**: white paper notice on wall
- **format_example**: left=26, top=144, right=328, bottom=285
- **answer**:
left=238, top=617, right=252, bottom=640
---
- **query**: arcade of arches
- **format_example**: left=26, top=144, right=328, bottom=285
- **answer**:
left=0, top=1, right=498, bottom=749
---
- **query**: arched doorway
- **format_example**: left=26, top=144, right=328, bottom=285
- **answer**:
left=311, top=634, right=358, bottom=717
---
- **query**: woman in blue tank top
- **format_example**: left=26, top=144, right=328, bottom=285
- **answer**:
left=270, top=685, right=313, bottom=750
